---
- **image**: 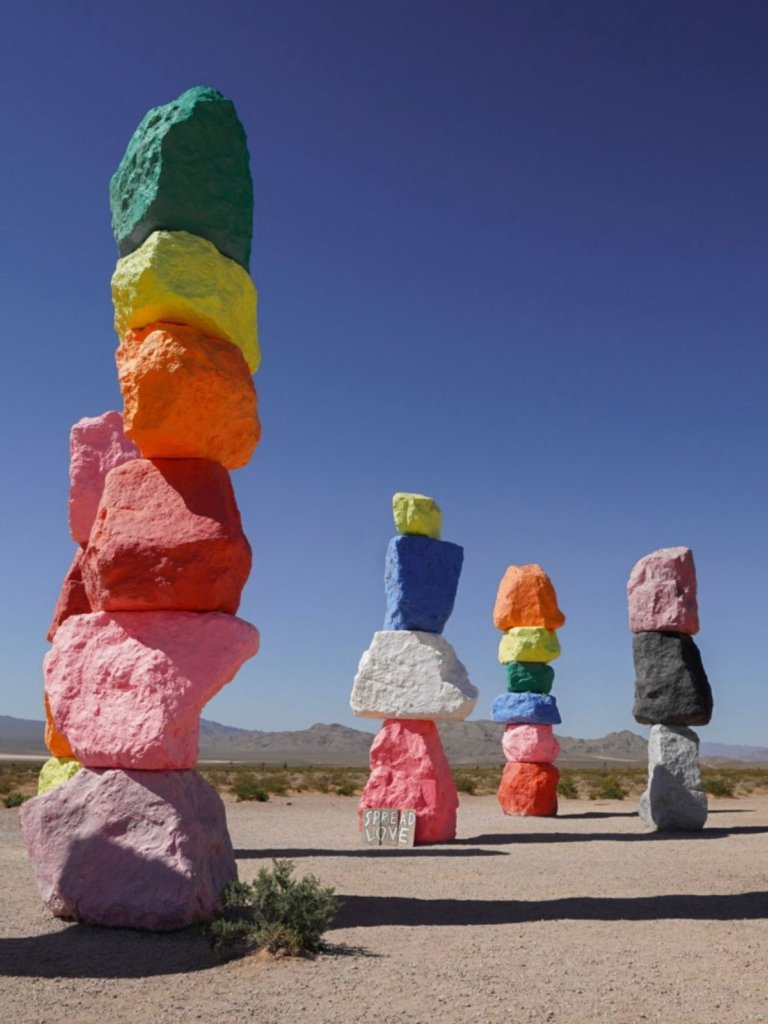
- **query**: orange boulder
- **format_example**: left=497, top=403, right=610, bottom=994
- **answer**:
left=116, top=322, right=260, bottom=470
left=44, top=693, right=74, bottom=759
left=493, top=563, right=565, bottom=631
left=497, top=761, right=559, bottom=816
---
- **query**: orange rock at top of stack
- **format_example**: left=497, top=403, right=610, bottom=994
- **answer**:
left=493, top=564, right=565, bottom=631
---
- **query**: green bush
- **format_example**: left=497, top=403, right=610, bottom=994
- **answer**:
left=590, top=776, right=628, bottom=801
left=453, top=772, right=477, bottom=795
left=335, top=783, right=355, bottom=796
left=208, top=859, right=338, bottom=958
left=705, top=776, right=734, bottom=798
left=557, top=775, right=579, bottom=799
left=3, top=792, right=26, bottom=808
left=232, top=778, right=269, bottom=802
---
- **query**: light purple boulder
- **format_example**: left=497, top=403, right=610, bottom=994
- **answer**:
left=627, top=546, right=699, bottom=635
left=68, top=411, right=139, bottom=543
left=502, top=723, right=560, bottom=763
left=45, top=610, right=259, bottom=770
left=20, top=767, right=236, bottom=929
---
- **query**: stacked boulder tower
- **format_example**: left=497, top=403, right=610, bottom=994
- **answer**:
left=628, top=547, right=713, bottom=831
left=491, top=565, right=565, bottom=816
left=350, top=494, right=477, bottom=843
left=21, top=87, right=261, bottom=929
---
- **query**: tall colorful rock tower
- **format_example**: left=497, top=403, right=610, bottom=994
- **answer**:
left=21, top=87, right=261, bottom=929
left=350, top=493, right=477, bottom=843
left=491, top=565, right=565, bottom=816
left=628, top=547, right=713, bottom=831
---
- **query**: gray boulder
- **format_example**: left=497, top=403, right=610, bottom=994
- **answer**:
left=639, top=725, right=708, bottom=831
left=632, top=631, right=713, bottom=725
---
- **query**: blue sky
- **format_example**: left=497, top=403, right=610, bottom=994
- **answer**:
left=1, top=1, right=766, bottom=744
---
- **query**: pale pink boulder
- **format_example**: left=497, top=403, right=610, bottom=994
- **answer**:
left=627, top=546, right=699, bottom=634
left=68, top=411, right=139, bottom=543
left=358, top=719, right=458, bottom=843
left=502, top=723, right=560, bottom=763
left=20, top=767, right=236, bottom=930
left=45, top=610, right=259, bottom=770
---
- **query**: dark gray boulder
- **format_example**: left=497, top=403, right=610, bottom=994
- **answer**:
left=632, top=631, right=713, bottom=726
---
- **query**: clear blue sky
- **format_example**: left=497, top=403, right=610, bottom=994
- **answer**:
left=1, top=1, right=766, bottom=744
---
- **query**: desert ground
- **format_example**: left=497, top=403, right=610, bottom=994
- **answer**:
left=2, top=792, right=768, bottom=1024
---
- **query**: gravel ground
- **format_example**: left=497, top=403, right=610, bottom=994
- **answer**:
left=2, top=792, right=768, bottom=1024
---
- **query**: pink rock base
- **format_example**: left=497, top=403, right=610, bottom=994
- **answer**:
left=358, top=719, right=458, bottom=843
left=20, top=767, right=236, bottom=930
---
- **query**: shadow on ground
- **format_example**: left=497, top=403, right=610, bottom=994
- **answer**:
left=454, top=825, right=768, bottom=845
left=234, top=847, right=506, bottom=859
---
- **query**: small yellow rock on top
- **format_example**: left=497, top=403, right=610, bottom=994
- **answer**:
left=392, top=492, right=442, bottom=539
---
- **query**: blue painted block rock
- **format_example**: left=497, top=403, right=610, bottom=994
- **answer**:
left=491, top=692, right=561, bottom=725
left=383, top=535, right=464, bottom=633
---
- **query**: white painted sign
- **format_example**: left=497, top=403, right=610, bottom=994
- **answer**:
left=361, top=808, right=417, bottom=848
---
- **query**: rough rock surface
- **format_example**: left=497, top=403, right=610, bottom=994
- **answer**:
left=47, top=546, right=91, bottom=641
left=491, top=692, right=561, bottom=726
left=639, top=725, right=708, bottom=831
left=497, top=761, right=559, bottom=816
left=68, top=411, right=138, bottom=543
left=391, top=493, right=442, bottom=539
left=358, top=719, right=458, bottom=843
left=632, top=632, right=713, bottom=726
left=116, top=322, right=260, bottom=469
left=44, top=693, right=74, bottom=759
left=20, top=767, right=237, bottom=929
left=383, top=535, right=464, bottom=633
left=498, top=627, right=561, bottom=664
left=350, top=630, right=477, bottom=721
left=45, top=611, right=259, bottom=770
left=628, top=546, right=699, bottom=634
left=505, top=661, right=555, bottom=694
left=111, top=229, right=259, bottom=372
left=37, top=756, right=82, bottom=795
left=502, top=724, right=561, bottom=763
left=110, top=85, right=253, bottom=269
left=82, top=458, right=251, bottom=614
left=493, top=563, right=565, bottom=631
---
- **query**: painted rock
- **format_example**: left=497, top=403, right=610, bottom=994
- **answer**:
left=497, top=761, right=559, bottom=816
left=502, top=724, right=560, bottom=763
left=498, top=627, right=561, bottom=664
left=47, top=546, right=90, bottom=641
left=493, top=563, right=565, bottom=631
left=68, top=411, right=138, bottom=543
left=116, top=322, right=260, bottom=469
left=358, top=719, right=458, bottom=843
left=384, top=535, right=463, bottom=633
left=350, top=630, right=477, bottom=721
left=44, top=693, right=74, bottom=759
left=391, top=492, right=442, bottom=539
left=37, top=756, right=81, bottom=795
left=111, top=230, right=259, bottom=373
left=632, top=632, right=713, bottom=726
left=82, top=458, right=251, bottom=614
left=45, top=611, right=259, bottom=770
left=20, top=767, right=237, bottom=929
left=491, top=692, right=561, bottom=725
left=110, top=85, right=253, bottom=269
left=639, top=725, right=707, bottom=831
left=628, top=546, right=699, bottom=634
left=505, top=661, right=554, bottom=694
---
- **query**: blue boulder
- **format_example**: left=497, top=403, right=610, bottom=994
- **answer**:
left=491, top=692, right=561, bottom=725
left=383, top=535, right=464, bottom=633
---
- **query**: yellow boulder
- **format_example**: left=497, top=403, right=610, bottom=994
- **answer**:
left=392, top=492, right=442, bottom=539
left=111, top=230, right=260, bottom=373
left=37, top=756, right=82, bottom=795
left=498, top=627, right=561, bottom=664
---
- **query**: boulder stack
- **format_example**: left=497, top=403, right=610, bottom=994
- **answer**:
left=351, top=494, right=477, bottom=843
left=22, top=87, right=260, bottom=929
left=492, top=564, right=565, bottom=816
left=628, top=547, right=713, bottom=831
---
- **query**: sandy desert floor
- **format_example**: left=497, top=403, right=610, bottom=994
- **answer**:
left=2, top=793, right=768, bottom=1024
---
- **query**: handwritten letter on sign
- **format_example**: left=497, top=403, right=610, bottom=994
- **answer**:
left=361, top=808, right=417, bottom=848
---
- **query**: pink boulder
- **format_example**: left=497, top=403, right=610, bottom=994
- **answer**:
left=68, top=411, right=139, bottom=543
left=20, top=767, right=236, bottom=930
left=358, top=719, right=458, bottom=843
left=82, top=458, right=251, bottom=614
left=627, top=546, right=699, bottom=634
left=502, top=723, right=560, bottom=763
left=45, top=610, right=259, bottom=770
left=47, top=546, right=91, bottom=641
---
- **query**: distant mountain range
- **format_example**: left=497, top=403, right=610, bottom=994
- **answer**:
left=2, top=715, right=766, bottom=766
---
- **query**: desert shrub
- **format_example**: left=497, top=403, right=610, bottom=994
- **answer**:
left=3, top=792, right=27, bottom=808
left=705, top=776, right=734, bottom=798
left=590, top=775, right=628, bottom=800
left=232, top=777, right=269, bottom=802
left=557, top=774, right=579, bottom=799
left=335, top=783, right=355, bottom=796
left=453, top=772, right=477, bottom=795
left=261, top=774, right=289, bottom=796
left=208, top=859, right=338, bottom=958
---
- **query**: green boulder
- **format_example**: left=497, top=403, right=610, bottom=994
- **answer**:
left=505, top=662, right=554, bottom=694
left=110, top=86, right=253, bottom=269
